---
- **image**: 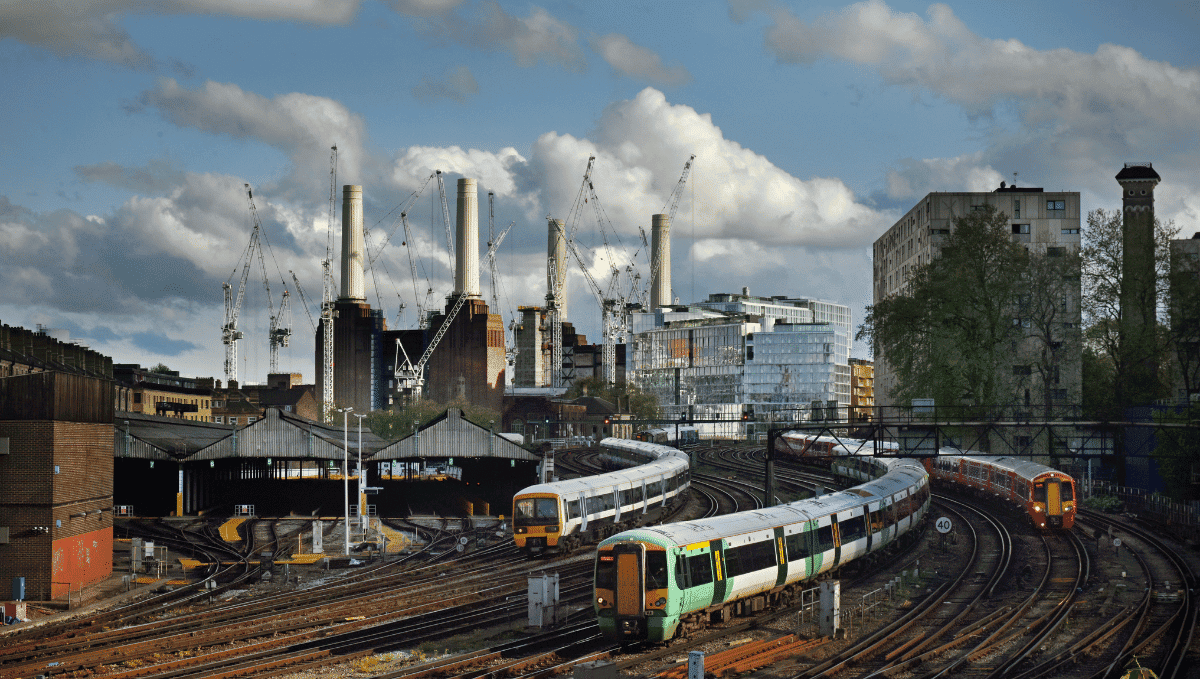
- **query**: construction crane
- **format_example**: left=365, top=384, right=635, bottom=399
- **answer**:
left=288, top=270, right=317, bottom=333
left=320, top=145, right=338, bottom=421
left=435, top=170, right=455, bottom=280
left=222, top=184, right=274, bottom=385
left=268, top=289, right=291, bottom=373
left=393, top=221, right=513, bottom=403
left=487, top=192, right=517, bottom=367
left=644, top=154, right=695, bottom=308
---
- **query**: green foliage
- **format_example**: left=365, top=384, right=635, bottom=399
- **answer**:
left=1150, top=407, right=1200, bottom=502
left=364, top=399, right=501, bottom=440
left=1083, top=495, right=1123, bottom=513
left=148, top=363, right=173, bottom=374
left=564, top=377, right=660, bottom=420
left=858, top=205, right=1030, bottom=413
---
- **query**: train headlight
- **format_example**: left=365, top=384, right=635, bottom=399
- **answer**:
left=654, top=597, right=667, bottom=607
left=596, top=596, right=608, bottom=606
left=1033, top=506, right=1043, bottom=512
left=515, top=527, right=527, bottom=533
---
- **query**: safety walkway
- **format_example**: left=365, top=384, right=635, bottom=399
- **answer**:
left=218, top=518, right=246, bottom=542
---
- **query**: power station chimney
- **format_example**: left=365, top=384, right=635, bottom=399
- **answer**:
left=651, top=213, right=672, bottom=309
left=339, top=185, right=365, bottom=302
left=548, top=218, right=567, bottom=320
left=455, top=178, right=480, bottom=297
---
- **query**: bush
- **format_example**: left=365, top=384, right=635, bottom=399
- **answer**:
left=1084, top=495, right=1122, bottom=513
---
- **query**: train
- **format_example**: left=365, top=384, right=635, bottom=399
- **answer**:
left=927, top=453, right=1076, bottom=530
left=635, top=425, right=701, bottom=445
left=512, top=437, right=691, bottom=555
left=781, top=432, right=1075, bottom=531
left=593, top=456, right=930, bottom=641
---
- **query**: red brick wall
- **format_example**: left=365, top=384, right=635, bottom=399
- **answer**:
left=0, top=420, right=113, bottom=601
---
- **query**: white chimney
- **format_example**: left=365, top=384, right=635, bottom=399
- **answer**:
left=547, top=218, right=567, bottom=320
left=339, top=185, right=365, bottom=301
left=651, top=213, right=671, bottom=309
left=455, top=178, right=480, bottom=297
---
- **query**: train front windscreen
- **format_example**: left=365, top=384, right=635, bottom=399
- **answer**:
left=514, top=497, right=559, bottom=526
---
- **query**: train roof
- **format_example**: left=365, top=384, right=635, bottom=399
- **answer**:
left=939, top=451, right=1073, bottom=482
left=608, top=460, right=927, bottom=547
left=514, top=438, right=688, bottom=498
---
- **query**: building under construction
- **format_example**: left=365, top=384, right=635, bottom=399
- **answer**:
left=317, top=179, right=504, bottom=415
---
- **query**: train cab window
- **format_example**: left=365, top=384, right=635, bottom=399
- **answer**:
left=687, top=553, right=714, bottom=586
left=841, top=514, right=867, bottom=542
left=515, top=498, right=558, bottom=524
left=595, top=554, right=616, bottom=590
left=1033, top=483, right=1047, bottom=503
left=646, top=551, right=669, bottom=590
left=1061, top=482, right=1074, bottom=501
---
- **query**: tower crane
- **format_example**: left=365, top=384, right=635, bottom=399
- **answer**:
left=487, top=191, right=517, bottom=366
left=644, top=154, right=695, bottom=308
left=435, top=170, right=455, bottom=280
left=268, top=289, right=291, bottom=373
left=393, top=221, right=513, bottom=403
left=222, top=184, right=274, bottom=385
left=320, top=145, right=338, bottom=421
left=288, top=270, right=317, bottom=333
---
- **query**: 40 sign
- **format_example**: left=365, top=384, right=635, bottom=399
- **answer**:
left=935, top=516, right=953, bottom=534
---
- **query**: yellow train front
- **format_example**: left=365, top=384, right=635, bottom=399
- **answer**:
left=512, top=493, right=565, bottom=552
left=927, top=454, right=1076, bottom=530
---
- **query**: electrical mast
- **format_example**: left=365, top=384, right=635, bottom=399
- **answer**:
left=320, top=145, right=338, bottom=422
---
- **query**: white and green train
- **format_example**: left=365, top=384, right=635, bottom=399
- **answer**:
left=594, top=457, right=930, bottom=641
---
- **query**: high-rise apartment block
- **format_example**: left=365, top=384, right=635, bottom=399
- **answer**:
left=872, top=185, right=1083, bottom=418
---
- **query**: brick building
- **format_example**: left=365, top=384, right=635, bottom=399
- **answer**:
left=1, top=372, right=114, bottom=601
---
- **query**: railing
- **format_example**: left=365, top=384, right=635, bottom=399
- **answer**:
left=1088, top=480, right=1200, bottom=539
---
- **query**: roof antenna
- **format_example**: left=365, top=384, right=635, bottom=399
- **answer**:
left=1012, top=171, right=1018, bottom=188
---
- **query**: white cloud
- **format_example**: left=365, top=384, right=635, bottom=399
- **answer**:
left=886, top=151, right=1003, bottom=199
left=406, top=1, right=586, bottom=72
left=591, top=34, right=691, bottom=86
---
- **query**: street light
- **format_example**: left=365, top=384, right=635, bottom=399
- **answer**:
left=339, top=407, right=353, bottom=556
left=353, top=413, right=367, bottom=534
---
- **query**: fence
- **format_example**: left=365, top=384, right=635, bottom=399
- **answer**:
left=1088, top=480, right=1200, bottom=541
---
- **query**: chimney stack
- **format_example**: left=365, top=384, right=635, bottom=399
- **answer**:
left=651, top=213, right=672, bottom=309
left=455, top=178, right=480, bottom=297
left=339, top=185, right=365, bottom=302
left=548, top=218, right=567, bottom=320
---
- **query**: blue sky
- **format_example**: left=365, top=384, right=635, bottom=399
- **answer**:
left=2, top=0, right=1198, bottom=385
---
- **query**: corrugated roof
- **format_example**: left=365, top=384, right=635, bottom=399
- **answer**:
left=115, top=410, right=234, bottom=460
left=188, top=407, right=390, bottom=462
left=373, top=408, right=539, bottom=461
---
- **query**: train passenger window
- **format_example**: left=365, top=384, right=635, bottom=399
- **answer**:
left=724, top=541, right=775, bottom=577
left=586, top=495, right=604, bottom=513
left=815, top=524, right=835, bottom=552
left=595, top=555, right=616, bottom=590
left=646, top=552, right=669, bottom=590
left=1033, top=483, right=1046, bottom=503
left=869, top=509, right=884, bottom=532
left=620, top=489, right=632, bottom=506
left=841, top=515, right=867, bottom=542
left=687, top=553, right=713, bottom=586
left=567, top=500, right=580, bottom=519
left=675, top=555, right=691, bottom=588
left=634, top=486, right=644, bottom=504
left=785, top=531, right=811, bottom=560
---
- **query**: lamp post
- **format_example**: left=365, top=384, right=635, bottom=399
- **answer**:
left=413, top=419, right=420, bottom=477
left=354, top=413, right=367, bottom=534
left=340, top=407, right=352, bottom=556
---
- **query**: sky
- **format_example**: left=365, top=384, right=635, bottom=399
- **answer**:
left=2, top=0, right=1198, bottom=385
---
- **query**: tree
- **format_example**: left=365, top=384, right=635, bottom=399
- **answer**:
left=148, top=363, right=173, bottom=374
left=858, top=205, right=1031, bottom=417
left=565, top=376, right=660, bottom=421
left=1080, top=208, right=1180, bottom=412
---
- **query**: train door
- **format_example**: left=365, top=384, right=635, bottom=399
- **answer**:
left=1046, top=479, right=1063, bottom=527
left=611, top=542, right=646, bottom=635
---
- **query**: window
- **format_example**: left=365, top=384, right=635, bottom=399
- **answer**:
left=214, top=416, right=224, bottom=424
left=246, top=416, right=256, bottom=424
left=133, top=393, right=142, bottom=404
left=971, top=204, right=988, bottom=212
left=646, top=551, right=669, bottom=589
left=1013, top=198, right=1020, bottom=218
left=1047, top=200, right=1066, bottom=218
left=1012, top=223, right=1030, bottom=234
left=1061, top=228, right=1079, bottom=235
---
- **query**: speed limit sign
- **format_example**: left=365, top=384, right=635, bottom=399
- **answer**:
left=935, top=516, right=953, bottom=534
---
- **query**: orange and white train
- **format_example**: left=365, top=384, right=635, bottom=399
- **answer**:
left=927, top=454, right=1076, bottom=530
